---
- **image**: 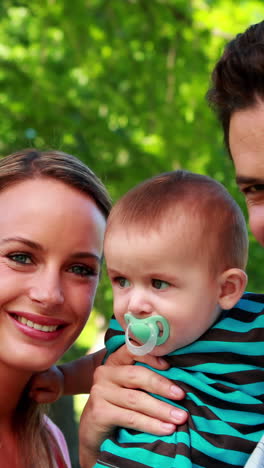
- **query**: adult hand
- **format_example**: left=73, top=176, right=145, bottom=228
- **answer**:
left=29, top=365, right=64, bottom=403
left=79, top=344, right=187, bottom=468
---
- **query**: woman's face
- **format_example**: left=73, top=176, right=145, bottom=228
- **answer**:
left=0, top=177, right=106, bottom=374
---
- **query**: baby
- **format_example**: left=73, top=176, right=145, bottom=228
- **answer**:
left=96, top=170, right=264, bottom=468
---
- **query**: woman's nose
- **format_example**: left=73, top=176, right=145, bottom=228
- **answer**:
left=29, top=269, right=64, bottom=307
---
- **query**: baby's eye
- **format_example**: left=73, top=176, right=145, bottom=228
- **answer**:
left=7, top=253, right=32, bottom=264
left=68, top=264, right=97, bottom=277
left=152, top=279, right=170, bottom=290
left=116, top=277, right=131, bottom=288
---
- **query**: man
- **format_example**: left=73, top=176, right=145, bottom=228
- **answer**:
left=206, top=20, right=264, bottom=467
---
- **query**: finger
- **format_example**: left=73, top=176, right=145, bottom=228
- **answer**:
left=86, top=393, right=184, bottom=435
left=29, top=369, right=61, bottom=392
left=134, top=353, right=169, bottom=370
left=29, top=389, right=58, bottom=404
left=91, top=379, right=187, bottom=426
left=106, top=406, right=178, bottom=435
left=30, top=372, right=52, bottom=387
left=94, top=364, right=185, bottom=400
left=105, top=345, right=135, bottom=366
left=106, top=344, right=170, bottom=370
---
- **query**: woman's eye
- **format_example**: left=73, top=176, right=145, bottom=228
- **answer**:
left=7, top=253, right=32, bottom=264
left=116, top=277, right=131, bottom=288
left=69, top=264, right=97, bottom=277
left=152, top=279, right=170, bottom=290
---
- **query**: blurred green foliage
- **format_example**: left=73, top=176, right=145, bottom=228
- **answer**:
left=0, top=0, right=263, bottom=360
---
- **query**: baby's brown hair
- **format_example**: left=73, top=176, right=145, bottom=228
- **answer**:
left=106, top=170, right=248, bottom=274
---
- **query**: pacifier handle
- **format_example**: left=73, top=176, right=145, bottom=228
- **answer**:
left=124, top=314, right=170, bottom=356
left=125, top=321, right=158, bottom=356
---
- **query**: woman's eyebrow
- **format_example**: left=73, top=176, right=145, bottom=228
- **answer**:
left=0, top=236, right=103, bottom=263
left=0, top=236, right=44, bottom=251
left=70, top=251, right=102, bottom=263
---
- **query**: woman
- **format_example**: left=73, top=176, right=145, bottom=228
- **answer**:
left=0, top=148, right=109, bottom=467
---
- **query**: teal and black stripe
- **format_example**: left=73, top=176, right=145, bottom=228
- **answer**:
left=94, top=292, right=264, bottom=468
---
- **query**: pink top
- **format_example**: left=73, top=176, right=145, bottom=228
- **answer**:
left=45, top=417, right=72, bottom=467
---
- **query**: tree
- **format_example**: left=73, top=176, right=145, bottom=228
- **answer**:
left=0, top=1, right=263, bottom=463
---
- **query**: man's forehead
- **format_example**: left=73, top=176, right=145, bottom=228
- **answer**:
left=230, top=104, right=264, bottom=172
left=232, top=156, right=264, bottom=185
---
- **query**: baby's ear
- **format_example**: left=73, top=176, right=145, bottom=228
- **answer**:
left=218, top=268, right=248, bottom=310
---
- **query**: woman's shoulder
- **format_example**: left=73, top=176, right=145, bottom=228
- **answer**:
left=44, top=416, right=72, bottom=468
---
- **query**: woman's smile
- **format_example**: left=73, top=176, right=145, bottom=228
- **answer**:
left=7, top=310, right=68, bottom=340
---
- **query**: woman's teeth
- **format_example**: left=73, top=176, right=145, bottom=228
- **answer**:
left=16, top=316, right=58, bottom=332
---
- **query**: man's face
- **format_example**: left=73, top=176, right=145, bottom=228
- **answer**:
left=229, top=102, right=264, bottom=246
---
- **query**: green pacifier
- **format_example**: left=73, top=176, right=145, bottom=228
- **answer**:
left=124, top=313, right=170, bottom=356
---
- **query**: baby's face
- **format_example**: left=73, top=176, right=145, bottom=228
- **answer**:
left=104, top=223, right=222, bottom=356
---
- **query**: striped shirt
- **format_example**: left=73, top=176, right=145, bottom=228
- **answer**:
left=94, top=292, right=264, bottom=468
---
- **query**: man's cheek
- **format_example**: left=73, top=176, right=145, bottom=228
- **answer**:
left=249, top=211, right=264, bottom=247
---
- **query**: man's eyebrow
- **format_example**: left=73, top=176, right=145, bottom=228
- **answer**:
left=0, top=236, right=44, bottom=251
left=235, top=175, right=264, bottom=185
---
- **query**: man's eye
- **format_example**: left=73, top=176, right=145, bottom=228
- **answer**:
left=152, top=279, right=170, bottom=290
left=116, top=277, right=130, bottom=288
left=69, top=264, right=97, bottom=277
left=243, top=184, right=264, bottom=194
left=7, top=253, right=32, bottom=264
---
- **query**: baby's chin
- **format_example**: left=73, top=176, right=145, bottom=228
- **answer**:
left=150, top=342, right=182, bottom=357
left=149, top=346, right=170, bottom=357
left=140, top=343, right=172, bottom=357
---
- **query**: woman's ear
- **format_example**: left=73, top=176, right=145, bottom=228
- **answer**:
left=218, top=268, right=248, bottom=310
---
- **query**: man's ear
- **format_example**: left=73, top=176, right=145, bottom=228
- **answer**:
left=218, top=268, right=248, bottom=310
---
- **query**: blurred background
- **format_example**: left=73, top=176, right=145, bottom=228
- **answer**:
left=1, top=1, right=264, bottom=466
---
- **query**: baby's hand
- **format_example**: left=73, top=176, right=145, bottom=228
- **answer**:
left=29, top=365, right=64, bottom=403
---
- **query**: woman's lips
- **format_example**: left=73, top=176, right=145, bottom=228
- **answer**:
left=15, top=315, right=59, bottom=332
left=7, top=310, right=68, bottom=340
left=7, top=310, right=67, bottom=326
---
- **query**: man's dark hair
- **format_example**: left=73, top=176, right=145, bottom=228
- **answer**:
left=207, top=21, right=264, bottom=155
